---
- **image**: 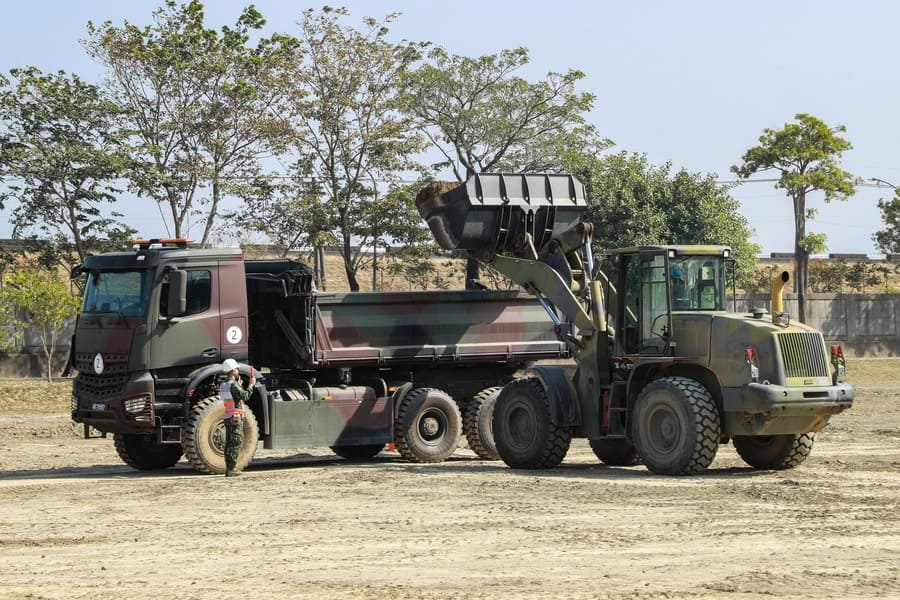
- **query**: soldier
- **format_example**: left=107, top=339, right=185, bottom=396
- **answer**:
left=220, top=358, right=255, bottom=477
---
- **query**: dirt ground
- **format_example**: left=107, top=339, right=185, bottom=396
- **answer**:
left=1, top=363, right=899, bottom=600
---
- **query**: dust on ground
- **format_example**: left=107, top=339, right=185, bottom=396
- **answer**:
left=1, top=363, right=899, bottom=600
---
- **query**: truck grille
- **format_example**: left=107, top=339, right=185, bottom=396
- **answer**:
left=777, top=332, right=829, bottom=379
left=73, top=353, right=130, bottom=402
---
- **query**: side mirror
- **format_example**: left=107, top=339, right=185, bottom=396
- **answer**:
left=167, top=269, right=188, bottom=317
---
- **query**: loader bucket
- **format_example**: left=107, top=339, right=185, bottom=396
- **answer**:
left=416, top=173, right=588, bottom=257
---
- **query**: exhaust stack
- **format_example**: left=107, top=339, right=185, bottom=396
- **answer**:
left=771, top=270, right=790, bottom=324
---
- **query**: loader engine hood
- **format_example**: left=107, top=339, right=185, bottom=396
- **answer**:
left=673, top=311, right=831, bottom=389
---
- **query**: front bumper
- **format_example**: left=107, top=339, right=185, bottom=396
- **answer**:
left=723, top=381, right=854, bottom=414
left=71, top=370, right=156, bottom=434
left=722, top=381, right=854, bottom=436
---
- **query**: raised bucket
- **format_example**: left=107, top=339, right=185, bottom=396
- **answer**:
left=416, top=173, right=588, bottom=257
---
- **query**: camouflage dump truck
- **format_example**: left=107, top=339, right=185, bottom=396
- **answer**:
left=69, top=242, right=567, bottom=474
left=417, top=173, right=854, bottom=475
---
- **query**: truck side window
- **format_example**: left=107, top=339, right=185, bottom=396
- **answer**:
left=185, top=271, right=211, bottom=315
left=160, top=270, right=211, bottom=316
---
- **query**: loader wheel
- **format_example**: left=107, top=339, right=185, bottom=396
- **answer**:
left=632, top=377, right=720, bottom=475
left=182, top=396, right=259, bottom=474
left=114, top=433, right=183, bottom=470
left=394, top=388, right=461, bottom=463
left=733, top=433, right=815, bottom=470
left=330, top=444, right=385, bottom=460
left=493, top=377, right=571, bottom=469
left=589, top=438, right=640, bottom=466
left=463, top=387, right=502, bottom=460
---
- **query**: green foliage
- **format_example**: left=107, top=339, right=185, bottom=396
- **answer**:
left=0, top=267, right=80, bottom=381
left=402, top=46, right=606, bottom=180
left=808, top=258, right=849, bottom=293
left=732, top=113, right=858, bottom=321
left=873, top=191, right=900, bottom=254
left=285, top=7, right=427, bottom=291
left=84, top=1, right=296, bottom=244
left=0, top=67, right=135, bottom=270
left=571, top=151, right=760, bottom=287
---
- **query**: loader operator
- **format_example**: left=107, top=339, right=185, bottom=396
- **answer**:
left=220, top=358, right=255, bottom=477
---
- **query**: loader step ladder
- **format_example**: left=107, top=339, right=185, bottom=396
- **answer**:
left=607, top=381, right=629, bottom=437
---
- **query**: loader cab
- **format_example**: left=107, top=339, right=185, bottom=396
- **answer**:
left=604, top=246, right=729, bottom=357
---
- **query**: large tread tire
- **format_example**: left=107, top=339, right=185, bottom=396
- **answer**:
left=632, top=377, right=720, bottom=476
left=182, top=396, right=259, bottom=474
left=114, top=433, right=183, bottom=470
left=493, top=377, right=571, bottom=469
left=733, top=433, right=815, bottom=470
left=463, top=387, right=502, bottom=460
left=330, top=444, right=386, bottom=460
left=394, top=388, right=461, bottom=463
left=589, top=438, right=640, bottom=466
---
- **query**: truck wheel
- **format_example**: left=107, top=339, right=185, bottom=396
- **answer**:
left=182, top=396, right=260, bottom=475
left=632, top=377, right=720, bottom=475
left=463, top=387, right=502, bottom=460
left=394, top=388, right=461, bottom=463
left=330, top=444, right=385, bottom=460
left=113, top=433, right=183, bottom=470
left=493, top=377, right=571, bottom=469
left=589, top=438, right=640, bottom=466
left=733, top=433, right=815, bottom=470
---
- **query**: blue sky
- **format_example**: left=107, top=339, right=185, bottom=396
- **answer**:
left=1, top=0, right=897, bottom=256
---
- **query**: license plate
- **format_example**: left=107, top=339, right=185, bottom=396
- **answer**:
left=92, top=403, right=107, bottom=411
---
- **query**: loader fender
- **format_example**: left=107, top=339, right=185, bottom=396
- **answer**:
left=525, top=364, right=580, bottom=427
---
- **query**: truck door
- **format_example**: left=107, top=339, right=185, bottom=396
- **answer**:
left=149, top=267, right=222, bottom=369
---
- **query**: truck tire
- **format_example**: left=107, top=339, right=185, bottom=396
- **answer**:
left=330, top=444, right=385, bottom=460
left=733, top=433, right=815, bottom=470
left=589, top=438, right=640, bottom=466
left=182, top=396, right=260, bottom=475
left=493, top=377, right=571, bottom=469
left=632, top=377, right=720, bottom=475
left=113, top=433, right=184, bottom=470
left=463, top=387, right=502, bottom=460
left=394, top=388, right=461, bottom=463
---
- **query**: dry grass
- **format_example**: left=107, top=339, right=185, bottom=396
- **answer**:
left=1, top=358, right=896, bottom=416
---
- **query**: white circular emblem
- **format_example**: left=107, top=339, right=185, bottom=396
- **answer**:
left=93, top=353, right=105, bottom=375
left=225, top=326, right=243, bottom=344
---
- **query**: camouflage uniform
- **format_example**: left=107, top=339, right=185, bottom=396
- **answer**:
left=221, top=370, right=252, bottom=476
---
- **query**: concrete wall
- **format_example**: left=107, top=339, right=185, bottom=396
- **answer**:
left=735, top=293, right=900, bottom=358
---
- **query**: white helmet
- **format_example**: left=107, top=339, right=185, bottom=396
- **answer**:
left=222, top=358, right=240, bottom=373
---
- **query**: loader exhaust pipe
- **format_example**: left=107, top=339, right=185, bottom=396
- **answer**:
left=771, top=270, right=790, bottom=324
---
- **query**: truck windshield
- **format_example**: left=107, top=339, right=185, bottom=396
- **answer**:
left=82, top=271, right=152, bottom=318
left=669, top=256, right=726, bottom=311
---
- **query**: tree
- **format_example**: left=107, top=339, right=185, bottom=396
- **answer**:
left=401, top=46, right=606, bottom=287
left=84, top=1, right=296, bottom=245
left=573, top=151, right=760, bottom=287
left=873, top=190, right=900, bottom=255
left=0, top=68, right=135, bottom=269
left=0, top=266, right=80, bottom=381
left=732, top=113, right=857, bottom=322
left=285, top=7, right=425, bottom=291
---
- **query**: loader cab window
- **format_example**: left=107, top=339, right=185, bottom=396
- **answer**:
left=639, top=254, right=670, bottom=354
left=82, top=271, right=151, bottom=318
left=616, top=252, right=671, bottom=356
left=669, top=256, right=725, bottom=311
left=160, top=270, right=211, bottom=317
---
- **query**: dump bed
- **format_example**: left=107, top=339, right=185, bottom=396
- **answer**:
left=244, top=260, right=567, bottom=370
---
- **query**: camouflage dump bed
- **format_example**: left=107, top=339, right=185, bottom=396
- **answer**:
left=245, top=260, right=567, bottom=370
